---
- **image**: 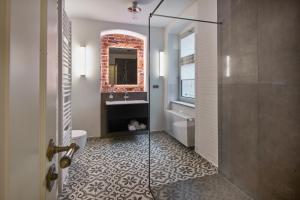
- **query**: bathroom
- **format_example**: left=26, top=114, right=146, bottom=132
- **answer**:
left=1, top=0, right=299, bottom=200
left=61, top=0, right=220, bottom=198
left=61, top=0, right=300, bottom=199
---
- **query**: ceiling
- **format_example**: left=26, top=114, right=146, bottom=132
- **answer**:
left=65, top=0, right=196, bottom=27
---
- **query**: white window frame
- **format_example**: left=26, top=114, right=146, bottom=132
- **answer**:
left=179, top=29, right=195, bottom=104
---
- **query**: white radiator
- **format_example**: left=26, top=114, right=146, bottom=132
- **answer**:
left=58, top=0, right=72, bottom=189
left=165, top=110, right=195, bottom=147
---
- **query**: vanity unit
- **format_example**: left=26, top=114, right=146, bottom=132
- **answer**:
left=106, top=100, right=149, bottom=133
left=100, top=44, right=148, bottom=136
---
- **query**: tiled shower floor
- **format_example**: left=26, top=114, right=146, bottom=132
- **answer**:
left=59, top=132, right=248, bottom=200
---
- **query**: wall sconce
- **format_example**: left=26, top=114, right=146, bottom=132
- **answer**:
left=80, top=45, right=87, bottom=77
left=159, top=51, right=166, bottom=77
left=225, top=55, right=231, bottom=77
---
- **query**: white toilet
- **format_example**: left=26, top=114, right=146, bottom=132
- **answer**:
left=72, top=130, right=87, bottom=153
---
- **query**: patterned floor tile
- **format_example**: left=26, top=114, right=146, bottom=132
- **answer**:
left=59, top=132, right=217, bottom=200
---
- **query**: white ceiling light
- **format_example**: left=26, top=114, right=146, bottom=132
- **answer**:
left=128, top=1, right=142, bottom=19
left=65, top=0, right=195, bottom=27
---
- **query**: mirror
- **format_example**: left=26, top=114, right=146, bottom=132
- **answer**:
left=109, top=47, right=138, bottom=85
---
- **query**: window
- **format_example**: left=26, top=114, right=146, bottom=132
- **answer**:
left=181, top=63, right=195, bottom=98
left=179, top=31, right=195, bottom=102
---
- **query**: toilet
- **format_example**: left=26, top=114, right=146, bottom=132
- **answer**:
left=72, top=130, right=87, bottom=153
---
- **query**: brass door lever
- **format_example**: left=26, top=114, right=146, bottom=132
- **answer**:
left=60, top=143, right=79, bottom=168
left=46, top=139, right=80, bottom=162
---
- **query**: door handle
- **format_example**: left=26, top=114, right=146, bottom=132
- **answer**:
left=46, top=139, right=80, bottom=167
left=60, top=143, right=79, bottom=168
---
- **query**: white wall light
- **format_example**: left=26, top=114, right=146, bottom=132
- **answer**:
left=225, top=55, right=231, bottom=77
left=159, top=51, right=166, bottom=77
left=80, top=45, right=87, bottom=77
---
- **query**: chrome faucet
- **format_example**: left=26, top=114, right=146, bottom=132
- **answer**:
left=109, top=90, right=115, bottom=101
left=124, top=90, right=129, bottom=101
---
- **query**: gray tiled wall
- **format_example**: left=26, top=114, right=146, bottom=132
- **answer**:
left=218, top=0, right=300, bottom=199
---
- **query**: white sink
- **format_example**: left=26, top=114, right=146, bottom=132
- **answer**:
left=106, top=100, right=149, bottom=106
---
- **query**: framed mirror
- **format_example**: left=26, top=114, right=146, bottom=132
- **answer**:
left=109, top=47, right=138, bottom=85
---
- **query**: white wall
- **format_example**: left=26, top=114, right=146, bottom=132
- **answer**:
left=71, top=18, right=165, bottom=137
left=195, top=0, right=218, bottom=166
left=164, top=0, right=218, bottom=166
left=164, top=33, right=179, bottom=107
left=163, top=2, right=198, bottom=115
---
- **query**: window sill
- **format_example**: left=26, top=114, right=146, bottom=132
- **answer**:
left=171, top=100, right=195, bottom=108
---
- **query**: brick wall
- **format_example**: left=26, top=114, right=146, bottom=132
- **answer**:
left=100, top=34, right=144, bottom=92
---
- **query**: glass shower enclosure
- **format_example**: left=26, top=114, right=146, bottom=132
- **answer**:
left=147, top=0, right=221, bottom=199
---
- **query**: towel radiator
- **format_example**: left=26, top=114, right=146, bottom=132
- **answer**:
left=58, top=0, right=72, bottom=188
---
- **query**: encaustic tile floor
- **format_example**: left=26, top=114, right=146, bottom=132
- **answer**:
left=59, top=132, right=250, bottom=200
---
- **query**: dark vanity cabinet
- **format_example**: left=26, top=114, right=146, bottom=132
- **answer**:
left=106, top=103, right=149, bottom=133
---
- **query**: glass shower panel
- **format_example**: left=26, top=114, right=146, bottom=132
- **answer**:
left=148, top=1, right=221, bottom=199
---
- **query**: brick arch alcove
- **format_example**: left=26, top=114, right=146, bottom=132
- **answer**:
left=100, top=33, right=145, bottom=92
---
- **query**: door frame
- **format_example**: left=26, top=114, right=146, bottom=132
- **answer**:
left=40, top=0, right=49, bottom=198
left=40, top=0, right=60, bottom=199
left=0, top=0, right=10, bottom=199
